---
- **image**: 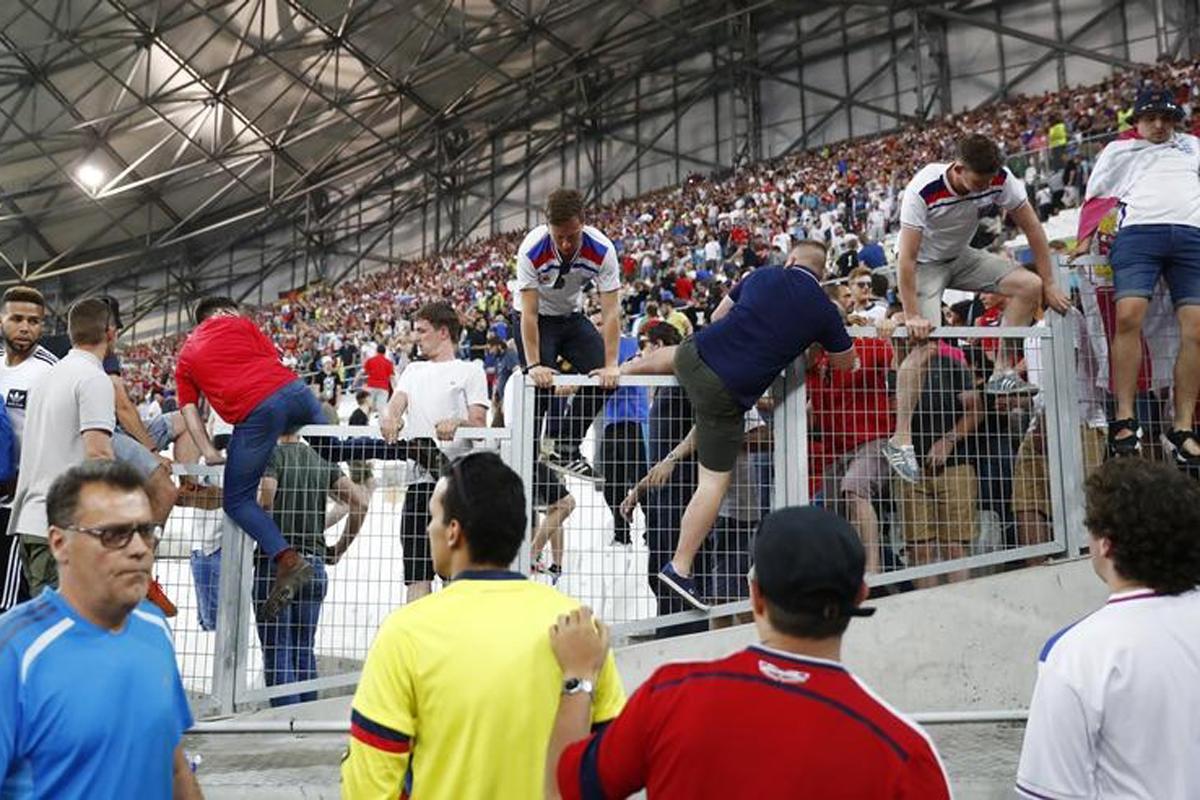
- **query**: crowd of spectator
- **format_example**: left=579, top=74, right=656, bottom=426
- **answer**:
left=77, top=57, right=1198, bottom=610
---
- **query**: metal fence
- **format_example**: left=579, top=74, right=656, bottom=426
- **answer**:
left=153, top=262, right=1159, bottom=715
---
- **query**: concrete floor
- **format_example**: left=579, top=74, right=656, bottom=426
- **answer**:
left=187, top=721, right=1025, bottom=799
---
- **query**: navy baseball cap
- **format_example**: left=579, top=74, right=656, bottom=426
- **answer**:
left=751, top=506, right=875, bottom=619
left=1133, top=87, right=1184, bottom=121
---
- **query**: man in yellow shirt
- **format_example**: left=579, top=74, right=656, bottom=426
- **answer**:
left=341, top=451, right=625, bottom=799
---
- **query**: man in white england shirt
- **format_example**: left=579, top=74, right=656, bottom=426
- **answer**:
left=380, top=301, right=488, bottom=602
left=882, top=134, right=1071, bottom=483
left=1016, top=458, right=1200, bottom=799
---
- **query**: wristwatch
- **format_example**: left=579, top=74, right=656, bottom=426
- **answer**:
left=522, top=362, right=542, bottom=374
left=562, top=677, right=595, bottom=697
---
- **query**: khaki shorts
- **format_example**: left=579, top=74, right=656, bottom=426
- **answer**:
left=1012, top=423, right=1107, bottom=517
left=893, top=464, right=977, bottom=545
left=917, top=247, right=1017, bottom=323
left=673, top=337, right=746, bottom=473
left=19, top=535, right=57, bottom=597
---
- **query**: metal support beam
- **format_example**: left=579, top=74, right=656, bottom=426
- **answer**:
left=977, top=0, right=1126, bottom=107
left=922, top=5, right=1140, bottom=70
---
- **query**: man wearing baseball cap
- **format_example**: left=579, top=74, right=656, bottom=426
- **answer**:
left=543, top=505, right=952, bottom=799
left=1078, top=85, right=1200, bottom=465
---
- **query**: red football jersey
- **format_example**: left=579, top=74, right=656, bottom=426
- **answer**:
left=559, top=646, right=951, bottom=799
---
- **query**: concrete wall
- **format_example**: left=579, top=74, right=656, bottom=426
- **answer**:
left=615, top=556, right=1108, bottom=712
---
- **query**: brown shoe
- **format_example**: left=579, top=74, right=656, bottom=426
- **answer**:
left=146, top=578, right=178, bottom=618
left=259, top=549, right=314, bottom=621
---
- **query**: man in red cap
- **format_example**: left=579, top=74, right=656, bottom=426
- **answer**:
left=543, top=505, right=952, bottom=799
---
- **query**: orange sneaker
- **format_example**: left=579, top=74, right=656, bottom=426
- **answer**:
left=146, top=578, right=178, bottom=618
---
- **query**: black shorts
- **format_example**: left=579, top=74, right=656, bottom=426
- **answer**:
left=533, top=462, right=568, bottom=507
left=400, top=482, right=435, bottom=584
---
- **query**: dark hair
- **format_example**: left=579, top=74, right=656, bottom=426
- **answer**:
left=440, top=452, right=526, bottom=566
left=1084, top=459, right=1200, bottom=594
left=355, top=390, right=369, bottom=404
left=415, top=301, right=462, bottom=342
left=956, top=134, right=1004, bottom=175
left=645, top=321, right=681, bottom=347
left=376, top=344, right=386, bottom=354
left=68, top=297, right=113, bottom=346
left=763, top=598, right=852, bottom=639
left=3, top=286, right=45, bottom=309
left=194, top=296, right=238, bottom=323
left=47, top=460, right=148, bottom=529
left=545, top=188, right=584, bottom=226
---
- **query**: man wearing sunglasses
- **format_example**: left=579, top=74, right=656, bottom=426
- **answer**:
left=514, top=188, right=622, bottom=483
left=0, top=460, right=200, bottom=799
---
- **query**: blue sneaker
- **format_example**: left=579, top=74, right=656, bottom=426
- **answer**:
left=658, top=563, right=709, bottom=611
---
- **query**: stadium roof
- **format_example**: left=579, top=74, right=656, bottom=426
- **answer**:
left=0, top=0, right=1141, bottom=328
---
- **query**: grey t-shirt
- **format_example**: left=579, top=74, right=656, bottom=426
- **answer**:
left=8, top=349, right=115, bottom=539
left=514, top=224, right=621, bottom=316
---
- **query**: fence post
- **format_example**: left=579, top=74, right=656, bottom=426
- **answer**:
left=510, top=373, right=536, bottom=574
left=1047, top=260, right=1089, bottom=555
left=772, top=356, right=808, bottom=508
left=210, top=513, right=245, bottom=716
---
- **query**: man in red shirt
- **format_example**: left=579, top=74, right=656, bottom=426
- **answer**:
left=545, top=506, right=952, bottom=799
left=176, top=296, right=328, bottom=619
left=809, top=320, right=896, bottom=574
left=362, top=344, right=394, bottom=416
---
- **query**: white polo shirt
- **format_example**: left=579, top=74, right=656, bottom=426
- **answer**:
left=1016, top=587, right=1200, bottom=799
left=899, top=163, right=1028, bottom=262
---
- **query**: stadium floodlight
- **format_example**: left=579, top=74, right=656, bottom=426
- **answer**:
left=76, top=162, right=105, bottom=192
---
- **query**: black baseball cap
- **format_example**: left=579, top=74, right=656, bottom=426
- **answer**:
left=1132, top=87, right=1184, bottom=121
left=752, top=506, right=875, bottom=619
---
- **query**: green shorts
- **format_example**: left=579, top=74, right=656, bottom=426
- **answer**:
left=20, top=535, right=58, bottom=597
left=673, top=337, right=746, bottom=473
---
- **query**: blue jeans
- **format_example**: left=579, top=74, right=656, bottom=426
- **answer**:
left=189, top=548, right=222, bottom=633
left=1110, top=224, right=1200, bottom=306
left=223, top=380, right=326, bottom=557
left=253, top=554, right=328, bottom=707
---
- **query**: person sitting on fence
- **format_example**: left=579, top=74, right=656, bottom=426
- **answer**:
left=622, top=240, right=855, bottom=611
left=883, top=134, right=1071, bottom=485
left=255, top=432, right=368, bottom=707
left=515, top=188, right=621, bottom=483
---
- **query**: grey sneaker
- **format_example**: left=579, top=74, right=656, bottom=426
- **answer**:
left=984, top=371, right=1039, bottom=397
left=882, top=440, right=920, bottom=484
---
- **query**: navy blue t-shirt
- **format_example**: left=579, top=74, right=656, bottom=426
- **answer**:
left=694, top=267, right=852, bottom=409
